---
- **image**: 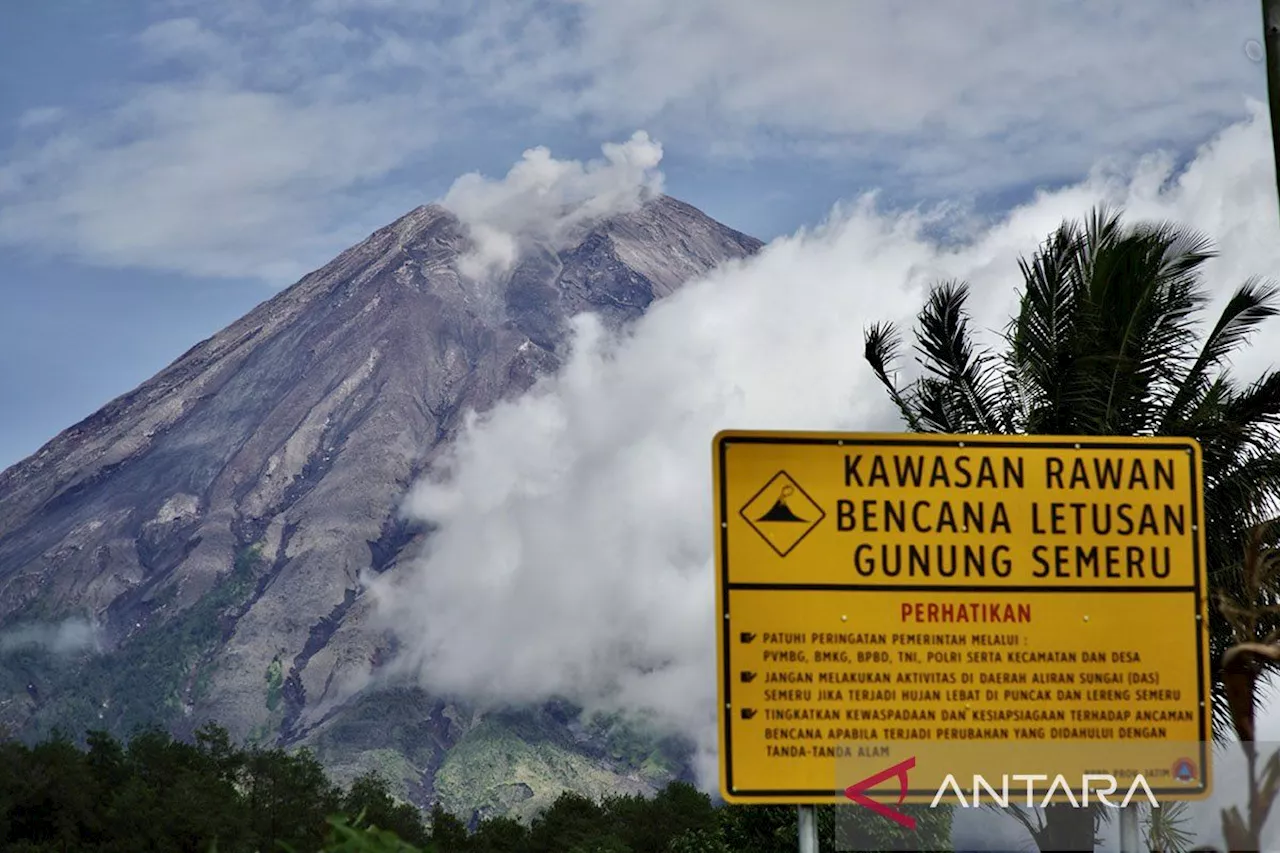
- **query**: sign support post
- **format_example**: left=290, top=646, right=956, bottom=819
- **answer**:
left=1118, top=804, right=1140, bottom=853
left=798, top=804, right=819, bottom=853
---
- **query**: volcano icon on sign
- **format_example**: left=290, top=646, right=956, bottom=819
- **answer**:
left=739, top=471, right=825, bottom=557
left=756, top=485, right=808, bottom=522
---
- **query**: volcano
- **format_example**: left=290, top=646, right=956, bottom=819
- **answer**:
left=0, top=195, right=761, bottom=820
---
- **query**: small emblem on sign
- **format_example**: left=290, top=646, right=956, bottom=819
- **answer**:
left=1172, top=758, right=1197, bottom=782
left=739, top=471, right=824, bottom=557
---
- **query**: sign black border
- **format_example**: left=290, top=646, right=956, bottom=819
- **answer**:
left=716, top=432, right=1211, bottom=801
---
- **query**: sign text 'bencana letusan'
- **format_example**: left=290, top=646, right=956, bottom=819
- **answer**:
left=711, top=431, right=1214, bottom=807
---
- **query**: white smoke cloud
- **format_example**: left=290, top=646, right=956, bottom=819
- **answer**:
left=0, top=618, right=103, bottom=656
left=369, top=102, right=1280, bottom=815
left=440, top=131, right=665, bottom=279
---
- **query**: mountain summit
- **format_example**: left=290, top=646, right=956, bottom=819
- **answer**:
left=0, top=195, right=761, bottom=817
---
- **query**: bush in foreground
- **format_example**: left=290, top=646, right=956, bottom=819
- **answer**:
left=0, top=725, right=951, bottom=852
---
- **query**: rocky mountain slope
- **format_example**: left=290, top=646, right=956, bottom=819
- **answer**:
left=0, top=195, right=761, bottom=821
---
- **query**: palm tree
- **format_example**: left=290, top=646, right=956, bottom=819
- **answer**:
left=863, top=206, right=1280, bottom=849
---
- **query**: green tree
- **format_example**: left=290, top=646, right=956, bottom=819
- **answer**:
left=98, top=724, right=246, bottom=853
left=15, top=730, right=100, bottom=850
left=526, top=792, right=611, bottom=853
left=427, top=803, right=471, bottom=853
left=343, top=772, right=431, bottom=848
left=243, top=745, right=342, bottom=852
left=468, top=815, right=529, bottom=853
left=603, top=781, right=716, bottom=852
left=668, top=825, right=731, bottom=853
left=864, top=206, right=1280, bottom=849
left=715, top=803, right=796, bottom=852
left=0, top=737, right=23, bottom=844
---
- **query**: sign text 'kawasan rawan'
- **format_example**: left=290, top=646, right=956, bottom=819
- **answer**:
left=711, top=431, right=1213, bottom=806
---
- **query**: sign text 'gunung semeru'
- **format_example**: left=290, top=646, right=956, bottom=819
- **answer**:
left=712, top=431, right=1213, bottom=806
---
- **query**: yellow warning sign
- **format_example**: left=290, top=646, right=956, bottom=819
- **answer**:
left=740, top=471, right=825, bottom=557
left=712, top=430, right=1213, bottom=806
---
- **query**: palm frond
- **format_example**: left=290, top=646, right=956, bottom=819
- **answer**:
left=1162, top=278, right=1280, bottom=431
left=1205, top=449, right=1280, bottom=573
left=1144, top=800, right=1197, bottom=853
left=1222, top=370, right=1280, bottom=432
left=912, top=281, right=1004, bottom=433
left=1007, top=222, right=1087, bottom=433
left=1087, top=220, right=1211, bottom=433
left=913, top=377, right=968, bottom=433
left=863, top=322, right=927, bottom=432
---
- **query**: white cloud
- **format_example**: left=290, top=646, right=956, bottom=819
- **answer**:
left=455, top=0, right=1267, bottom=187
left=0, top=618, right=103, bottom=655
left=441, top=131, right=664, bottom=279
left=0, top=0, right=1269, bottom=281
left=137, top=17, right=227, bottom=62
left=0, top=6, right=435, bottom=282
left=0, top=84, right=431, bottom=282
left=15, top=107, right=65, bottom=130
left=367, top=104, right=1280, bottom=799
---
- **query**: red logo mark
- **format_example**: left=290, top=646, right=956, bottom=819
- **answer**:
left=843, top=756, right=917, bottom=830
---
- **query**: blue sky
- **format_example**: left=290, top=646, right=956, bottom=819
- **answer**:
left=0, top=0, right=1270, bottom=470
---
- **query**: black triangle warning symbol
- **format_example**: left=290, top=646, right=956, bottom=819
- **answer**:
left=756, top=486, right=806, bottom=523
left=739, top=472, right=825, bottom=558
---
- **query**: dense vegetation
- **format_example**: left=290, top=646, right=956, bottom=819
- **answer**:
left=0, top=545, right=269, bottom=746
left=0, top=724, right=951, bottom=852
